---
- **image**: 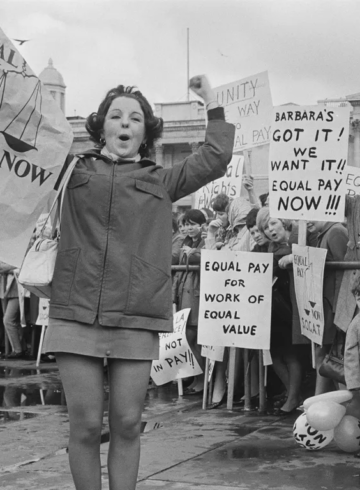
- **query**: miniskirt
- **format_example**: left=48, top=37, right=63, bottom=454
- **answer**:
left=44, top=317, right=160, bottom=360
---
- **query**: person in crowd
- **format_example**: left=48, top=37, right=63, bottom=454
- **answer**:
left=177, top=213, right=186, bottom=236
left=210, top=193, right=230, bottom=246
left=200, top=207, right=214, bottom=222
left=245, top=208, right=269, bottom=252
left=205, top=196, right=257, bottom=408
left=257, top=208, right=316, bottom=414
left=43, top=75, right=235, bottom=490
left=172, top=213, right=185, bottom=265
left=306, top=219, right=348, bottom=395
left=0, top=262, right=24, bottom=359
left=173, top=209, right=206, bottom=394
left=344, top=273, right=360, bottom=421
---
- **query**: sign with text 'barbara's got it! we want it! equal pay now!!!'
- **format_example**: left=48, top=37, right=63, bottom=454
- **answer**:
left=269, top=105, right=351, bottom=222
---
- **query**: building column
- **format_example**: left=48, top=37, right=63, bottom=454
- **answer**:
left=154, top=144, right=164, bottom=166
left=352, top=119, right=360, bottom=168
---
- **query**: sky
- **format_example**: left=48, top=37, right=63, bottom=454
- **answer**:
left=1, top=0, right=360, bottom=118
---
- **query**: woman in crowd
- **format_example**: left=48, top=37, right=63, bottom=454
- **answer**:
left=256, top=208, right=316, bottom=414
left=205, top=195, right=258, bottom=408
left=306, top=219, right=348, bottom=395
left=172, top=213, right=185, bottom=265
left=173, top=209, right=207, bottom=394
left=43, top=75, right=235, bottom=490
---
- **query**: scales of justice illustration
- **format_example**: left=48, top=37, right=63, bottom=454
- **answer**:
left=0, top=60, right=43, bottom=153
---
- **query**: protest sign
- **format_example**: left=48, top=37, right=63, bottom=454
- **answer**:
left=201, top=344, right=225, bottom=362
left=269, top=105, right=351, bottom=221
left=0, top=28, right=73, bottom=266
left=198, top=250, right=273, bottom=349
left=214, top=71, right=272, bottom=152
left=292, top=245, right=327, bottom=345
left=151, top=308, right=203, bottom=386
left=194, top=154, right=244, bottom=209
left=36, top=298, right=50, bottom=326
left=345, top=166, right=360, bottom=197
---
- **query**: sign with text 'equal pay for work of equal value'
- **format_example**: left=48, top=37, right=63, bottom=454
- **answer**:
left=214, top=71, right=273, bottom=152
left=292, top=245, right=327, bottom=346
left=0, top=28, right=73, bottom=267
left=198, top=250, right=273, bottom=349
left=269, top=105, right=351, bottom=222
left=150, top=309, right=203, bottom=386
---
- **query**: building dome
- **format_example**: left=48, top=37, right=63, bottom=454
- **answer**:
left=39, top=59, right=66, bottom=113
left=39, top=58, right=66, bottom=88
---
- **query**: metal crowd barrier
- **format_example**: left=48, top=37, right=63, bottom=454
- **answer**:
left=171, top=261, right=360, bottom=413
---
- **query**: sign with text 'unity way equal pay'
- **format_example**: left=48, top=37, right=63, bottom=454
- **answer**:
left=0, top=28, right=73, bottom=267
left=198, top=250, right=273, bottom=349
left=214, top=71, right=273, bottom=152
left=269, top=105, right=350, bottom=222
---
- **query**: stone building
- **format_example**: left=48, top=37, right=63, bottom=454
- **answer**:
left=39, top=60, right=360, bottom=210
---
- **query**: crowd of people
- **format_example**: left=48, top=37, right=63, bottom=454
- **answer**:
left=172, top=189, right=360, bottom=419
left=1, top=72, right=360, bottom=489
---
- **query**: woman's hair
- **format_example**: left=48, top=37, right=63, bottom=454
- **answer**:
left=211, top=193, right=230, bottom=213
left=256, top=207, right=292, bottom=235
left=177, top=213, right=185, bottom=226
left=85, top=85, right=163, bottom=158
left=246, top=208, right=259, bottom=230
left=172, top=214, right=179, bottom=234
left=183, top=209, right=206, bottom=226
left=351, top=272, right=360, bottom=296
left=259, top=192, right=269, bottom=207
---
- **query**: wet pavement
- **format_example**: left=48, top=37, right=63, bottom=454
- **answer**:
left=0, top=358, right=359, bottom=489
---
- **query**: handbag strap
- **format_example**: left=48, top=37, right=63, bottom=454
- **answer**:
left=40, top=156, right=80, bottom=237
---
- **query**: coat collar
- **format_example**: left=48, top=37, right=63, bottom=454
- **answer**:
left=76, top=148, right=156, bottom=167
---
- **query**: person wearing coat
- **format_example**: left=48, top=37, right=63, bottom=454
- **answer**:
left=43, top=75, right=235, bottom=490
left=172, top=209, right=206, bottom=394
left=306, top=220, right=348, bottom=395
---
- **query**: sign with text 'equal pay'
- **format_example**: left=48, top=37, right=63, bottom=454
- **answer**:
left=269, top=105, right=350, bottom=221
left=198, top=250, right=273, bottom=349
left=214, top=71, right=272, bottom=152
left=150, top=308, right=203, bottom=386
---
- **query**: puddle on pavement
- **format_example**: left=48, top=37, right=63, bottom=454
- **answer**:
left=0, top=409, right=39, bottom=424
left=0, top=385, right=66, bottom=407
left=0, top=366, right=59, bottom=378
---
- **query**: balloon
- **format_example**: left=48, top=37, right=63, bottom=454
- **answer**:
left=306, top=401, right=346, bottom=431
left=334, top=415, right=360, bottom=453
left=293, top=412, right=334, bottom=450
left=304, top=390, right=353, bottom=411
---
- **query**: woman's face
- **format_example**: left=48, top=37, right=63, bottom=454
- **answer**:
left=249, top=225, right=268, bottom=246
left=102, top=96, right=146, bottom=159
left=216, top=211, right=228, bottom=227
left=266, top=218, right=287, bottom=242
left=185, top=220, right=201, bottom=239
left=178, top=221, right=186, bottom=235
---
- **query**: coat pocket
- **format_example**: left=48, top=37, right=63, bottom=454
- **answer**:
left=135, top=179, right=163, bottom=199
left=67, top=173, right=91, bottom=189
left=125, top=254, right=171, bottom=319
left=51, top=248, right=80, bottom=305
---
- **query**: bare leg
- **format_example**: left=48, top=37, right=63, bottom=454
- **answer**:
left=314, top=344, right=335, bottom=395
left=107, top=359, right=152, bottom=490
left=56, top=353, right=104, bottom=490
left=211, top=361, right=227, bottom=403
left=271, top=355, right=290, bottom=392
left=280, top=350, right=302, bottom=412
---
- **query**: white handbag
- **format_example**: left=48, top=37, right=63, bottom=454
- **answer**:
left=18, top=157, right=79, bottom=298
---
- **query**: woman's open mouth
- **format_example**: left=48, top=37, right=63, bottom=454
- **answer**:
left=119, top=135, right=130, bottom=141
